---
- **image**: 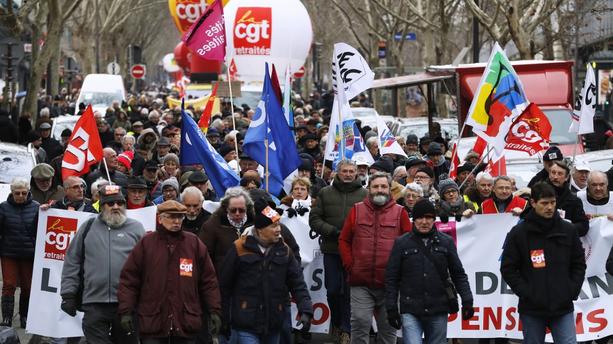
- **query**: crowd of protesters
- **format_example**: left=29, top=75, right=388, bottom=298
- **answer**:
left=0, top=85, right=612, bottom=344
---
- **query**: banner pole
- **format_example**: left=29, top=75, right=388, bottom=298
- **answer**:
left=226, top=67, right=240, bottom=161
left=264, top=138, right=269, bottom=192
left=458, top=145, right=492, bottom=191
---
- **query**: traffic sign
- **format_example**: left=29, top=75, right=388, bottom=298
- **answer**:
left=293, top=66, right=305, bottom=78
left=107, top=62, right=120, bottom=75
left=130, top=64, right=146, bottom=79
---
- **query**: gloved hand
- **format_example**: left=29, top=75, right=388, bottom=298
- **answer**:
left=60, top=297, right=77, bottom=317
left=209, top=312, right=222, bottom=335
left=462, top=305, right=475, bottom=320
left=387, top=311, right=402, bottom=329
left=120, top=315, right=134, bottom=334
left=296, top=313, right=312, bottom=333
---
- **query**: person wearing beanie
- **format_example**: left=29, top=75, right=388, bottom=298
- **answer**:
left=310, top=159, right=367, bottom=342
left=405, top=134, right=420, bottom=157
left=385, top=199, right=474, bottom=342
left=152, top=177, right=180, bottom=205
left=117, top=151, right=134, bottom=175
left=436, top=179, right=475, bottom=223
left=117, top=200, right=222, bottom=341
left=219, top=197, right=313, bottom=341
left=338, top=172, right=411, bottom=344
left=527, top=146, right=563, bottom=188
left=61, top=185, right=145, bottom=343
left=300, top=133, right=322, bottom=159
left=425, top=142, right=450, bottom=184
left=480, top=176, right=527, bottom=216
left=413, top=166, right=439, bottom=206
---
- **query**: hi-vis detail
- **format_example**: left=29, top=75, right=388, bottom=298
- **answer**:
left=234, top=7, right=272, bottom=55
left=45, top=216, right=78, bottom=261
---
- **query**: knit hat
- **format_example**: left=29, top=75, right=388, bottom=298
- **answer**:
left=406, top=134, right=418, bottom=145
left=299, top=158, right=314, bottom=172
left=412, top=199, right=436, bottom=220
left=543, top=146, right=563, bottom=161
left=253, top=197, right=280, bottom=229
left=370, top=156, right=394, bottom=174
left=427, top=142, right=443, bottom=155
left=162, top=153, right=179, bottom=166
left=161, top=177, right=179, bottom=193
left=415, top=166, right=434, bottom=179
left=31, top=163, right=55, bottom=179
left=117, top=151, right=134, bottom=170
left=438, top=178, right=459, bottom=195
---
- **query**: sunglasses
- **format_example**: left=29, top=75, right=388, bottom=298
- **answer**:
left=228, top=207, right=246, bottom=214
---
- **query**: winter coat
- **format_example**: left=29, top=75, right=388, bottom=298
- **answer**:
left=385, top=228, right=473, bottom=316
left=182, top=210, right=211, bottom=236
left=136, top=128, right=159, bottom=153
left=0, top=193, right=39, bottom=258
left=200, top=211, right=253, bottom=274
left=436, top=199, right=475, bottom=223
left=500, top=210, right=586, bottom=318
left=61, top=216, right=145, bottom=304
left=41, top=136, right=63, bottom=162
left=219, top=233, right=313, bottom=335
left=527, top=168, right=549, bottom=188
left=0, top=113, right=18, bottom=143
left=339, top=197, right=411, bottom=289
left=118, top=226, right=221, bottom=339
left=30, top=178, right=64, bottom=205
left=480, top=196, right=527, bottom=214
left=550, top=182, right=589, bottom=236
left=51, top=197, right=97, bottom=213
left=309, top=176, right=367, bottom=254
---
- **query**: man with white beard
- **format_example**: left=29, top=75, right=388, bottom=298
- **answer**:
left=60, top=185, right=145, bottom=344
left=181, top=186, right=211, bottom=235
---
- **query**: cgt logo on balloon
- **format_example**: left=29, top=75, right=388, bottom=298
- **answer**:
left=234, top=7, right=272, bottom=55
left=44, top=216, right=78, bottom=261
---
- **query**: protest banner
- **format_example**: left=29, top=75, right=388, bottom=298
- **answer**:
left=27, top=207, right=156, bottom=337
left=290, top=250, right=330, bottom=333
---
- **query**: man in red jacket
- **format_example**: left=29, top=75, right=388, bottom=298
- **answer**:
left=117, top=200, right=222, bottom=343
left=339, top=172, right=412, bottom=344
left=480, top=176, right=527, bottom=215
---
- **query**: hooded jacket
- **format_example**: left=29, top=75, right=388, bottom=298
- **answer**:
left=500, top=209, right=586, bottom=318
left=309, top=175, right=367, bottom=254
left=136, top=128, right=159, bottom=153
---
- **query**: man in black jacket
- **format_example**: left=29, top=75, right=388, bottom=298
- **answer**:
left=527, top=146, right=563, bottom=188
left=547, top=160, right=589, bottom=236
left=501, top=182, right=586, bottom=344
left=385, top=199, right=474, bottom=343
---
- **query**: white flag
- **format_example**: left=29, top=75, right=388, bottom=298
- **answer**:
left=569, top=64, right=596, bottom=135
left=376, top=114, right=407, bottom=157
left=332, top=42, right=374, bottom=100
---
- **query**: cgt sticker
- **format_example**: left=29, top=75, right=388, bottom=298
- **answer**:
left=180, top=258, right=193, bottom=277
left=530, top=249, right=546, bottom=268
left=45, top=216, right=78, bottom=261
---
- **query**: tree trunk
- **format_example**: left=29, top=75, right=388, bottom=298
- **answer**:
left=505, top=1, right=532, bottom=59
left=541, top=17, right=555, bottom=60
left=48, top=41, right=61, bottom=96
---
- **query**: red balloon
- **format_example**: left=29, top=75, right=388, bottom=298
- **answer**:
left=173, top=42, right=190, bottom=70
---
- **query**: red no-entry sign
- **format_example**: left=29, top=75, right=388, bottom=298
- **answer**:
left=130, top=64, right=146, bottom=79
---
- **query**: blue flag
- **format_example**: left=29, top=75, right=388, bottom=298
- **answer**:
left=243, top=63, right=301, bottom=196
left=180, top=102, right=240, bottom=196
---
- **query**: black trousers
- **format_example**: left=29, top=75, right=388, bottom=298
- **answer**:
left=141, top=338, right=196, bottom=344
left=82, top=303, right=138, bottom=344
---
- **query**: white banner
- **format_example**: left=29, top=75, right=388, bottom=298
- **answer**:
left=447, top=214, right=613, bottom=342
left=290, top=251, right=330, bottom=334
left=27, top=207, right=157, bottom=337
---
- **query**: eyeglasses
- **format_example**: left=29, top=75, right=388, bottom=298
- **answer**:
left=228, top=207, right=246, bottom=214
left=69, top=184, right=85, bottom=190
left=163, top=214, right=185, bottom=221
left=12, top=191, right=28, bottom=196
left=106, top=201, right=126, bottom=207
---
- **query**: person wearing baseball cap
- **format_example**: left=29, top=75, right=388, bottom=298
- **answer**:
left=570, top=159, right=591, bottom=193
left=385, top=198, right=474, bottom=338
left=528, top=146, right=563, bottom=188
left=61, top=185, right=145, bottom=343
left=218, top=197, right=313, bottom=339
left=117, top=199, right=222, bottom=341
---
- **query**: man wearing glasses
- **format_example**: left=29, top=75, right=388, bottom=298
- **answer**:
left=48, top=176, right=96, bottom=213
left=118, top=200, right=221, bottom=343
left=480, top=176, right=526, bottom=216
left=61, top=185, right=145, bottom=343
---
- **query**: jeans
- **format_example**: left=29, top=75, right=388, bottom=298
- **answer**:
left=520, top=312, right=577, bottom=344
left=401, top=313, right=447, bottom=344
left=141, top=338, right=195, bottom=344
left=233, top=330, right=280, bottom=344
left=323, top=253, right=351, bottom=333
left=279, top=304, right=292, bottom=344
left=81, top=303, right=138, bottom=344
left=349, top=286, right=397, bottom=344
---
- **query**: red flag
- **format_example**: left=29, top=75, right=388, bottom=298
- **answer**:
left=504, top=103, right=552, bottom=156
left=270, top=64, right=283, bottom=104
left=229, top=58, right=238, bottom=81
left=198, top=82, right=221, bottom=133
left=472, top=136, right=487, bottom=157
left=485, top=155, right=507, bottom=177
left=61, top=105, right=104, bottom=180
left=449, top=142, right=460, bottom=179
left=181, top=0, right=226, bottom=61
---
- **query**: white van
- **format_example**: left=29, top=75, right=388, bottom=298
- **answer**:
left=74, top=74, right=126, bottom=115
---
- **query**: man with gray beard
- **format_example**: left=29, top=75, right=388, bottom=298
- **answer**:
left=338, top=172, right=412, bottom=344
left=61, top=185, right=145, bottom=344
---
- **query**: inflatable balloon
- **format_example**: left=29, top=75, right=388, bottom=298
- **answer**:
left=224, top=0, right=313, bottom=82
left=173, top=42, right=191, bottom=74
left=168, top=0, right=230, bottom=34
left=163, top=53, right=180, bottom=73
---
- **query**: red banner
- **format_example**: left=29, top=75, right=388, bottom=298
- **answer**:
left=61, top=106, right=103, bottom=180
left=504, top=103, right=552, bottom=156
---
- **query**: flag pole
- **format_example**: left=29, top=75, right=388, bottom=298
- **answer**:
left=458, top=145, right=493, bottom=191
left=226, top=65, right=240, bottom=161
left=264, top=138, right=269, bottom=192
left=101, top=158, right=113, bottom=185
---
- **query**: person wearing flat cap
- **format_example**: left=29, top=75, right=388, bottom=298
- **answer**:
left=117, top=200, right=222, bottom=342
left=385, top=199, right=474, bottom=342
left=61, top=185, right=145, bottom=343
left=219, top=197, right=313, bottom=342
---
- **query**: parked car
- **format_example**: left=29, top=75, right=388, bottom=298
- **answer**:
left=391, top=117, right=459, bottom=141
left=350, top=107, right=395, bottom=130
left=0, top=142, right=36, bottom=184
